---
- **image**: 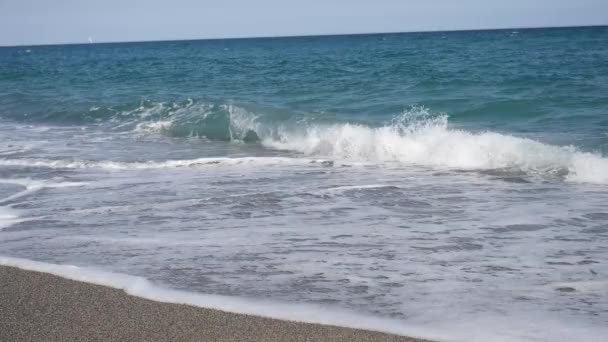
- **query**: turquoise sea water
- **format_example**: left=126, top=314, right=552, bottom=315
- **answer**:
left=3, top=27, right=608, bottom=151
left=1, top=27, right=608, bottom=341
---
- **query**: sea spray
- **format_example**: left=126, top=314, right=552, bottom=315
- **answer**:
left=263, top=107, right=608, bottom=183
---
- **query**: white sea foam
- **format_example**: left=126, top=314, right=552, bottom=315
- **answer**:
left=0, top=157, right=330, bottom=171
left=0, top=178, right=88, bottom=206
left=225, top=104, right=262, bottom=140
left=551, top=280, right=608, bottom=293
left=320, top=184, right=397, bottom=193
left=1, top=256, right=606, bottom=342
left=110, top=101, right=177, bottom=131
left=0, top=256, right=444, bottom=342
left=263, top=110, right=608, bottom=184
left=0, top=179, right=87, bottom=230
left=118, top=103, right=608, bottom=184
left=129, top=103, right=264, bottom=140
left=0, top=207, right=21, bottom=230
left=134, top=119, right=174, bottom=134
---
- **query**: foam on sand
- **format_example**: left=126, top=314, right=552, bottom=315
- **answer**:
left=1, top=256, right=606, bottom=342
left=0, top=256, right=443, bottom=342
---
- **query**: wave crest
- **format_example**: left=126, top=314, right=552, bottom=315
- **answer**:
left=7, top=100, right=608, bottom=184
left=116, top=100, right=263, bottom=141
left=263, top=107, right=608, bottom=184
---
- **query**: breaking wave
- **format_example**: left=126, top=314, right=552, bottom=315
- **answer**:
left=4, top=99, right=608, bottom=184
left=122, top=100, right=268, bottom=141
left=262, top=108, right=608, bottom=184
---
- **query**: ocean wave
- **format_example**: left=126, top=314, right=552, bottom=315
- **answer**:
left=4, top=99, right=608, bottom=184
left=261, top=108, right=608, bottom=184
left=108, top=100, right=271, bottom=141
left=118, top=103, right=608, bottom=185
left=123, top=102, right=608, bottom=185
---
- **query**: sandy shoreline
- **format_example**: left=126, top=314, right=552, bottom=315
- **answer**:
left=0, top=265, right=431, bottom=342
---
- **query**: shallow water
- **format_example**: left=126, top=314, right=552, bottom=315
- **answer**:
left=1, top=27, right=607, bottom=341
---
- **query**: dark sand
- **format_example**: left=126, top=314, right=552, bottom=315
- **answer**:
left=0, top=266, right=430, bottom=342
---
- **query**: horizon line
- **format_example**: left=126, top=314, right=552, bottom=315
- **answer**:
left=1, top=24, right=606, bottom=48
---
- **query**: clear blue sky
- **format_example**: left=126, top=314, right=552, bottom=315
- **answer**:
left=1, top=0, right=606, bottom=46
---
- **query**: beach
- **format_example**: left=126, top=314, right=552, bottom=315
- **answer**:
left=0, top=265, right=428, bottom=342
left=1, top=27, right=607, bottom=341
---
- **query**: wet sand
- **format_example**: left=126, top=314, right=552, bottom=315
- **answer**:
left=0, top=265, right=430, bottom=341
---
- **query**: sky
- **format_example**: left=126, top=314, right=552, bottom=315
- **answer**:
left=1, top=0, right=607, bottom=46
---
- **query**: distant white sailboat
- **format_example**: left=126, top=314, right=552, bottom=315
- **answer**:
left=88, top=36, right=94, bottom=44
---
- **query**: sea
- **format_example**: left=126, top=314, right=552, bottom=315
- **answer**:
left=1, top=26, right=607, bottom=341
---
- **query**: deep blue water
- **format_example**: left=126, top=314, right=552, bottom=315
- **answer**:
left=1, top=27, right=608, bottom=341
